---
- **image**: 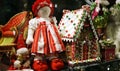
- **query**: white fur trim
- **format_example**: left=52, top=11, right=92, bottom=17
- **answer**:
left=17, top=48, right=28, bottom=55
left=14, top=60, right=21, bottom=68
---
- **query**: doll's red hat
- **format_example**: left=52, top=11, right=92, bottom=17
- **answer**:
left=32, top=0, right=54, bottom=16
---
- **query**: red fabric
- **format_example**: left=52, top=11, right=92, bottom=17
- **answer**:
left=51, top=58, right=64, bottom=71
left=8, top=65, right=23, bottom=70
left=32, top=0, right=54, bottom=16
left=31, top=22, right=49, bottom=54
left=31, top=21, right=65, bottom=54
left=8, top=65, right=16, bottom=70
left=2, top=31, right=14, bottom=36
left=48, top=31, right=57, bottom=52
left=32, top=60, right=48, bottom=71
left=17, top=33, right=26, bottom=49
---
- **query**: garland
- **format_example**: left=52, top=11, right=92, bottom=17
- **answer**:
left=73, top=10, right=87, bottom=41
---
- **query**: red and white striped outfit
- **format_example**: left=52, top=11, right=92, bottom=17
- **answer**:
left=28, top=17, right=65, bottom=55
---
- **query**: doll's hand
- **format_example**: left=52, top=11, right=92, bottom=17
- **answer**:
left=26, top=28, right=34, bottom=45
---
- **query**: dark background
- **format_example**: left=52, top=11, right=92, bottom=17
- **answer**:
left=0, top=0, right=115, bottom=25
left=0, top=0, right=86, bottom=25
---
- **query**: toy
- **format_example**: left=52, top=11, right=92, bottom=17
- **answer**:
left=26, top=0, right=65, bottom=70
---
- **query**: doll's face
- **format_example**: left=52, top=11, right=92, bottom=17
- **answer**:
left=37, top=6, right=51, bottom=18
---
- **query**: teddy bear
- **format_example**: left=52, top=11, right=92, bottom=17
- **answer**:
left=26, top=0, right=65, bottom=71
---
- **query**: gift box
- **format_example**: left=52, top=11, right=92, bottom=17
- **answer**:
left=101, top=45, right=116, bottom=61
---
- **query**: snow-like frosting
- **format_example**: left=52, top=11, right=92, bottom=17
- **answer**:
left=58, top=9, right=84, bottom=41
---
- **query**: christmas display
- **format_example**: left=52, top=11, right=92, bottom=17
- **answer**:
left=0, top=0, right=120, bottom=71
left=26, top=0, right=65, bottom=71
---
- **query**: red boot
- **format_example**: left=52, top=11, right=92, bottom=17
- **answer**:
left=50, top=58, right=64, bottom=71
left=33, top=60, right=48, bottom=71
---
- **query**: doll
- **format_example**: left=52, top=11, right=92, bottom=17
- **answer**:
left=26, top=0, right=65, bottom=71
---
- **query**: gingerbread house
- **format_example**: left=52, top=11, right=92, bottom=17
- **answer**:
left=58, top=8, right=100, bottom=65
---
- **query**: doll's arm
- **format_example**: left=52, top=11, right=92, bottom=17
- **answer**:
left=26, top=19, right=36, bottom=45
left=52, top=17, right=58, bottom=27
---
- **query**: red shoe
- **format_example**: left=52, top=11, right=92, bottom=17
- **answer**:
left=33, top=60, right=48, bottom=71
left=50, top=58, right=64, bottom=71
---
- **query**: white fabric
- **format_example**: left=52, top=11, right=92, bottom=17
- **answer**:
left=47, top=23, right=62, bottom=53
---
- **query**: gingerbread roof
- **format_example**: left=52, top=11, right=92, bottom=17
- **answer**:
left=58, top=9, right=98, bottom=42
